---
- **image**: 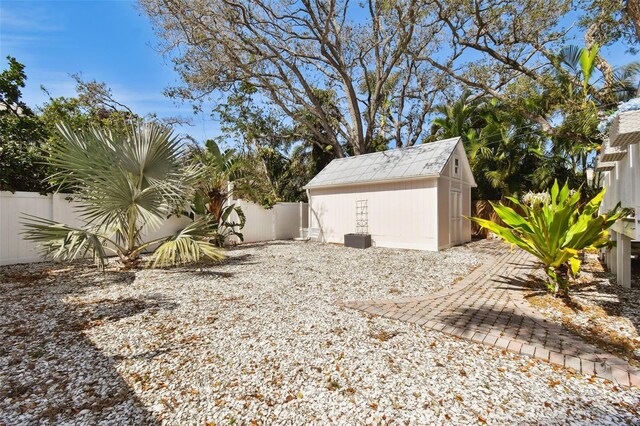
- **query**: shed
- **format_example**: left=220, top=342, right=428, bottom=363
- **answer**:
left=304, top=137, right=476, bottom=251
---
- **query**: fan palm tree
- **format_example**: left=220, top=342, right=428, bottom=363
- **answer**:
left=611, top=62, right=640, bottom=101
left=22, top=121, right=224, bottom=269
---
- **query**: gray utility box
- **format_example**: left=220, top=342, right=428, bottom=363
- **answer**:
left=344, top=233, right=372, bottom=249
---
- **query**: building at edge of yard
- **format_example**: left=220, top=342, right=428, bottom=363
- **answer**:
left=304, top=137, right=476, bottom=251
left=596, top=108, right=640, bottom=288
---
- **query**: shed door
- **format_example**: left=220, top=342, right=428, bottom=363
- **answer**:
left=450, top=190, right=462, bottom=246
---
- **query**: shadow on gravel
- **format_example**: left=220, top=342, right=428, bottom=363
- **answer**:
left=76, top=294, right=177, bottom=324
left=0, top=265, right=160, bottom=425
left=591, top=258, right=640, bottom=335
left=491, top=271, right=639, bottom=364
left=191, top=270, right=236, bottom=278
left=228, top=240, right=295, bottom=250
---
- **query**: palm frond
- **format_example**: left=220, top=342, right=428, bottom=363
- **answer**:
left=557, top=45, right=582, bottom=77
left=612, top=61, right=640, bottom=101
left=147, top=217, right=225, bottom=268
left=53, top=121, right=197, bottom=233
left=21, top=214, right=114, bottom=269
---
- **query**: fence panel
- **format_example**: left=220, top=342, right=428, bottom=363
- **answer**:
left=1, top=192, right=53, bottom=265
left=232, top=200, right=308, bottom=243
left=0, top=192, right=309, bottom=265
left=273, top=202, right=304, bottom=240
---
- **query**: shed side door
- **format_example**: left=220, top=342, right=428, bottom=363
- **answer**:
left=450, top=189, right=462, bottom=246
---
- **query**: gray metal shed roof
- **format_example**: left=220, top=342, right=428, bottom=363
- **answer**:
left=304, top=137, right=461, bottom=189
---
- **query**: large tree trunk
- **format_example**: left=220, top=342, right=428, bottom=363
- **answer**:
left=141, top=0, right=445, bottom=155
left=628, top=0, right=640, bottom=42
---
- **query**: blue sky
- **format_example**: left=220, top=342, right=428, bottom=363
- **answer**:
left=0, top=0, right=218, bottom=141
left=1, top=0, right=638, bottom=144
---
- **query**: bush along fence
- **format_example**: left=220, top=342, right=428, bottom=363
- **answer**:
left=0, top=191, right=308, bottom=266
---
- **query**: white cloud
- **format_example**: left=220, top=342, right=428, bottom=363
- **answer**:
left=0, top=4, right=64, bottom=33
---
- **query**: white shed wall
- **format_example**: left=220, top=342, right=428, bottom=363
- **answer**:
left=307, top=139, right=473, bottom=252
left=309, top=179, right=439, bottom=250
left=437, top=143, right=473, bottom=249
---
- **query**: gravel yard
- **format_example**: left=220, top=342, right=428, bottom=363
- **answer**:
left=1, top=240, right=639, bottom=425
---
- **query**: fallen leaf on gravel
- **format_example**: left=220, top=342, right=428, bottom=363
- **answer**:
left=2, top=241, right=638, bottom=425
left=369, top=330, right=399, bottom=341
left=343, top=387, right=356, bottom=395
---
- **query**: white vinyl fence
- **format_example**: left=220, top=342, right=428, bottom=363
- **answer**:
left=0, top=191, right=308, bottom=266
left=231, top=199, right=309, bottom=243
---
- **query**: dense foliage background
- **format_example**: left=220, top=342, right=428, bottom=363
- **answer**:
left=2, top=0, right=639, bottom=203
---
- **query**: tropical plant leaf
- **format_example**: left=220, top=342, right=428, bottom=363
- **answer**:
left=21, top=214, right=114, bottom=269
left=469, top=179, right=628, bottom=296
left=489, top=203, right=534, bottom=233
left=568, top=256, right=581, bottom=277
left=148, top=217, right=224, bottom=267
left=579, top=43, right=599, bottom=86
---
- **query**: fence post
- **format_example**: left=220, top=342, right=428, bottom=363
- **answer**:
left=272, top=204, right=277, bottom=240
left=227, top=181, right=234, bottom=207
left=298, top=201, right=303, bottom=239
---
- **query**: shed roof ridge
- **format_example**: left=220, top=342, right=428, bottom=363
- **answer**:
left=304, top=137, right=462, bottom=189
left=331, top=136, right=460, bottom=162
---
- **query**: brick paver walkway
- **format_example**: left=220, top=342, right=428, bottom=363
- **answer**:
left=341, top=242, right=640, bottom=387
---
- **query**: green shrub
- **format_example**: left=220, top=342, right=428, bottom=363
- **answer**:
left=468, top=181, right=630, bottom=296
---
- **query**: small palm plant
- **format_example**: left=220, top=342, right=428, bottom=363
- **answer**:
left=22, top=121, right=224, bottom=269
left=189, top=139, right=246, bottom=246
left=468, top=181, right=629, bottom=297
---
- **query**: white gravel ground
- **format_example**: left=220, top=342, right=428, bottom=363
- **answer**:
left=1, top=240, right=639, bottom=425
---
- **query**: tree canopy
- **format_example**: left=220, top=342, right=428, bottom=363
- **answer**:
left=3, top=1, right=639, bottom=203
left=0, top=56, right=50, bottom=193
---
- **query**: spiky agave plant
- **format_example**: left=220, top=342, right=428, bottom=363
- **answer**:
left=22, top=121, right=224, bottom=269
